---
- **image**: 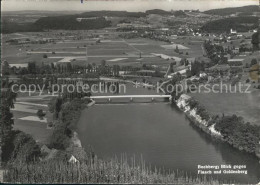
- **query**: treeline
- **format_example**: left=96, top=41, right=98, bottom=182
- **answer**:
left=203, top=5, right=259, bottom=16
left=34, top=16, right=111, bottom=30
left=80, top=10, right=147, bottom=18
left=1, top=78, right=41, bottom=165
left=145, top=9, right=173, bottom=15
left=48, top=98, right=90, bottom=150
left=2, top=10, right=148, bottom=33
left=201, top=16, right=258, bottom=33
left=145, top=9, right=186, bottom=16
left=214, top=115, right=260, bottom=154
left=1, top=21, right=42, bottom=34
left=182, top=96, right=260, bottom=156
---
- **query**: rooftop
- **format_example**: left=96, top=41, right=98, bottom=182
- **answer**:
left=228, top=58, right=245, bottom=62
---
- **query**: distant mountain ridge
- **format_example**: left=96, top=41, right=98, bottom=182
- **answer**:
left=203, top=5, right=259, bottom=15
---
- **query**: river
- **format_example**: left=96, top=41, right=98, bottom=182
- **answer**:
left=77, top=83, right=260, bottom=184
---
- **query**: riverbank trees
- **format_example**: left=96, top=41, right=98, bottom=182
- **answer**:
left=183, top=96, right=260, bottom=155
left=215, top=114, right=260, bottom=154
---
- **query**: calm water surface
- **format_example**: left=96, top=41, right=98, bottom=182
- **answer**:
left=77, top=84, right=260, bottom=184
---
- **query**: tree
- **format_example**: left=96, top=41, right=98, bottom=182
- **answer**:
left=11, top=131, right=40, bottom=163
left=86, top=64, right=93, bottom=73
left=0, top=78, right=17, bottom=163
left=175, top=45, right=179, bottom=53
left=252, top=31, right=259, bottom=51
left=186, top=68, right=192, bottom=78
left=185, top=59, right=189, bottom=66
left=250, top=58, right=257, bottom=66
left=28, top=61, right=37, bottom=74
left=2, top=60, right=10, bottom=75
left=43, top=54, right=48, bottom=58
left=101, top=60, right=106, bottom=66
left=37, top=109, right=45, bottom=119
left=48, top=97, right=63, bottom=119
left=191, top=60, right=202, bottom=76
left=169, top=62, right=175, bottom=73
left=66, top=63, right=73, bottom=73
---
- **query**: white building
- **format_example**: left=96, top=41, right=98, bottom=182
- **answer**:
left=230, top=29, right=237, bottom=34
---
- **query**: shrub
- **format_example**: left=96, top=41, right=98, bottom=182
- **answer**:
left=4, top=131, right=41, bottom=163
left=37, top=109, right=45, bottom=119
left=48, top=123, right=71, bottom=150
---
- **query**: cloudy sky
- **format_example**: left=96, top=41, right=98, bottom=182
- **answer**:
left=2, top=0, right=258, bottom=12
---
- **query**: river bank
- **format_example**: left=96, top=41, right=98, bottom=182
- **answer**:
left=70, top=99, right=96, bottom=149
left=174, top=94, right=260, bottom=160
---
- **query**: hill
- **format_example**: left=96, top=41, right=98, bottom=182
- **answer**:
left=145, top=9, right=172, bottom=15
left=201, top=16, right=258, bottom=33
left=34, top=15, right=111, bottom=30
left=204, top=5, right=259, bottom=16
left=2, top=21, right=42, bottom=33
left=3, top=10, right=148, bottom=32
left=80, top=10, right=147, bottom=18
left=28, top=10, right=148, bottom=30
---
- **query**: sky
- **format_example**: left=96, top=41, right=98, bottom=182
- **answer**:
left=1, top=0, right=258, bottom=12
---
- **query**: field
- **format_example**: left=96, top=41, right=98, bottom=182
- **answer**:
left=11, top=93, right=53, bottom=143
left=2, top=31, right=205, bottom=68
left=189, top=89, right=260, bottom=125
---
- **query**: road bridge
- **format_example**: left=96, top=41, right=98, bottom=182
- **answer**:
left=87, top=94, right=172, bottom=102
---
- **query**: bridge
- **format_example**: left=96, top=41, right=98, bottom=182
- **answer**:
left=88, top=95, right=172, bottom=102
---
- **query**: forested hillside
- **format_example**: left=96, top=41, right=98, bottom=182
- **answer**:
left=204, top=5, right=259, bottom=15
left=201, top=16, right=258, bottom=33
left=34, top=16, right=111, bottom=30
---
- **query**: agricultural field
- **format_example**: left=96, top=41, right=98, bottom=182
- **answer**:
left=2, top=31, right=205, bottom=67
left=11, top=93, right=54, bottom=143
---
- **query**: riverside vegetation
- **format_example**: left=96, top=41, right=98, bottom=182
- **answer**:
left=174, top=94, right=260, bottom=159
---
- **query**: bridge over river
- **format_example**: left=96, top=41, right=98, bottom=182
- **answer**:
left=88, top=95, right=172, bottom=102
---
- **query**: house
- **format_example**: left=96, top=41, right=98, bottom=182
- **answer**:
left=230, top=29, right=237, bottom=34
left=228, top=58, right=245, bottom=66
left=68, top=155, right=79, bottom=163
left=232, top=47, right=240, bottom=54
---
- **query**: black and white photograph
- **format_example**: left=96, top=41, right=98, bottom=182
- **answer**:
left=1, top=0, right=260, bottom=184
